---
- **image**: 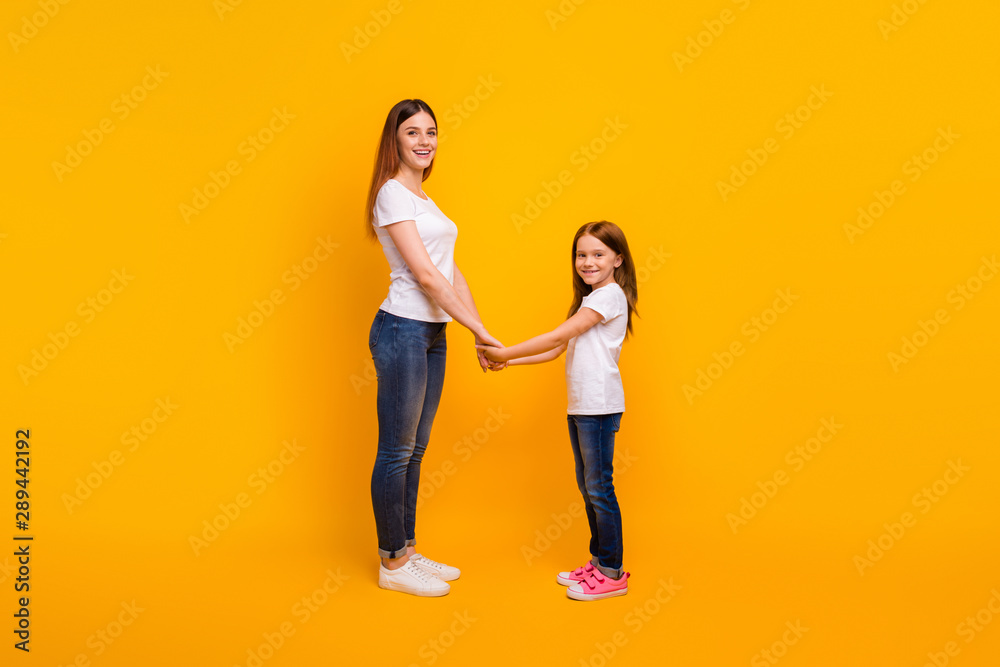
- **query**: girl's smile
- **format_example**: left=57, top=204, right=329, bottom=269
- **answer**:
left=576, top=234, right=622, bottom=289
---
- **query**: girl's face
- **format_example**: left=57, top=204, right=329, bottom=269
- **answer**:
left=575, top=234, right=622, bottom=289
left=396, top=111, right=437, bottom=174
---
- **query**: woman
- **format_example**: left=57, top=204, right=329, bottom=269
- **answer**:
left=365, top=99, right=504, bottom=597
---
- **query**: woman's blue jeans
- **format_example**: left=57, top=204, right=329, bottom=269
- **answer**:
left=369, top=310, right=447, bottom=559
left=567, top=413, right=624, bottom=578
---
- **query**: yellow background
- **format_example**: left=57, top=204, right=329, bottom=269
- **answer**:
left=3, top=0, right=999, bottom=665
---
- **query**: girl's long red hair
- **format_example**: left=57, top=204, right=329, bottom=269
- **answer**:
left=364, top=99, right=437, bottom=240
left=568, top=221, right=639, bottom=337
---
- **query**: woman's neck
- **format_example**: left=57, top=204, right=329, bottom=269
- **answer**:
left=393, top=167, right=425, bottom=198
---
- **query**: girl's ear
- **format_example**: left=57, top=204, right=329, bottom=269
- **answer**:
left=614, top=255, right=623, bottom=268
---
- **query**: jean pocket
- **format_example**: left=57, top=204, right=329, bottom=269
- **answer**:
left=369, top=311, right=386, bottom=349
left=610, top=413, right=622, bottom=433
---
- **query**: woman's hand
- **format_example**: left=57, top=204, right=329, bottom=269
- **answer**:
left=477, top=330, right=503, bottom=349
left=488, top=359, right=508, bottom=372
left=477, top=348, right=507, bottom=372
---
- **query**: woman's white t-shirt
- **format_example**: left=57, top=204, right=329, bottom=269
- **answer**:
left=565, top=282, right=628, bottom=415
left=372, top=178, right=458, bottom=323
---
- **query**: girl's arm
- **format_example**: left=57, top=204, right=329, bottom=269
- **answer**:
left=508, top=343, right=567, bottom=366
left=477, top=308, right=604, bottom=364
left=384, top=221, right=502, bottom=348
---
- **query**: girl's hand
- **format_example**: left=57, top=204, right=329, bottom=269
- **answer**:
left=475, top=344, right=507, bottom=363
left=475, top=331, right=505, bottom=373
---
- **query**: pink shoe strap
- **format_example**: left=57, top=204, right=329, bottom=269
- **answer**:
left=583, top=570, right=629, bottom=590
left=581, top=570, right=606, bottom=590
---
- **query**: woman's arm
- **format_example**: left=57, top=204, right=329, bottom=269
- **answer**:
left=477, top=308, right=603, bottom=363
left=453, top=265, right=504, bottom=372
left=384, top=220, right=502, bottom=347
left=452, top=265, right=481, bottom=322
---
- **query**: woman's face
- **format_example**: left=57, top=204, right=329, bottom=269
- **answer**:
left=396, top=111, right=437, bottom=173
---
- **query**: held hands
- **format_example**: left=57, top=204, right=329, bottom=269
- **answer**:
left=474, top=344, right=506, bottom=364
left=475, top=331, right=507, bottom=373
left=479, top=350, right=507, bottom=372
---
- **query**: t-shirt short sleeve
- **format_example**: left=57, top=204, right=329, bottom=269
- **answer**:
left=581, top=286, right=625, bottom=324
left=373, top=181, right=418, bottom=228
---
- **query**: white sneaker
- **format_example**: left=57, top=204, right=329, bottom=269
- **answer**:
left=410, top=553, right=461, bottom=581
left=378, top=560, right=450, bottom=597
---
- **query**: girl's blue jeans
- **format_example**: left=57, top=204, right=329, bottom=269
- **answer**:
left=368, top=310, right=447, bottom=559
left=567, top=413, right=624, bottom=579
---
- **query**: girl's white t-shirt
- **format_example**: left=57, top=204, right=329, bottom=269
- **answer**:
left=372, top=178, right=458, bottom=323
left=565, top=282, right=628, bottom=415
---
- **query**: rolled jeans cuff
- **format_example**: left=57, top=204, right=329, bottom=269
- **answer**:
left=379, top=546, right=406, bottom=559
left=378, top=538, right=417, bottom=559
left=591, top=556, right=623, bottom=580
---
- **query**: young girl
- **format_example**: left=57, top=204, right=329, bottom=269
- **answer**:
left=478, top=221, right=638, bottom=600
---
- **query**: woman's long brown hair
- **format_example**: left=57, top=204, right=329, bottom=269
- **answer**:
left=364, top=99, right=437, bottom=240
left=567, top=221, right=639, bottom=337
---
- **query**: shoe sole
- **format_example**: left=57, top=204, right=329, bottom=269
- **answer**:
left=378, top=580, right=450, bottom=597
left=566, top=587, right=628, bottom=601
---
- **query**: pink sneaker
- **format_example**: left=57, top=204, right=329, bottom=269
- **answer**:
left=556, top=562, right=597, bottom=586
left=566, top=570, right=630, bottom=601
